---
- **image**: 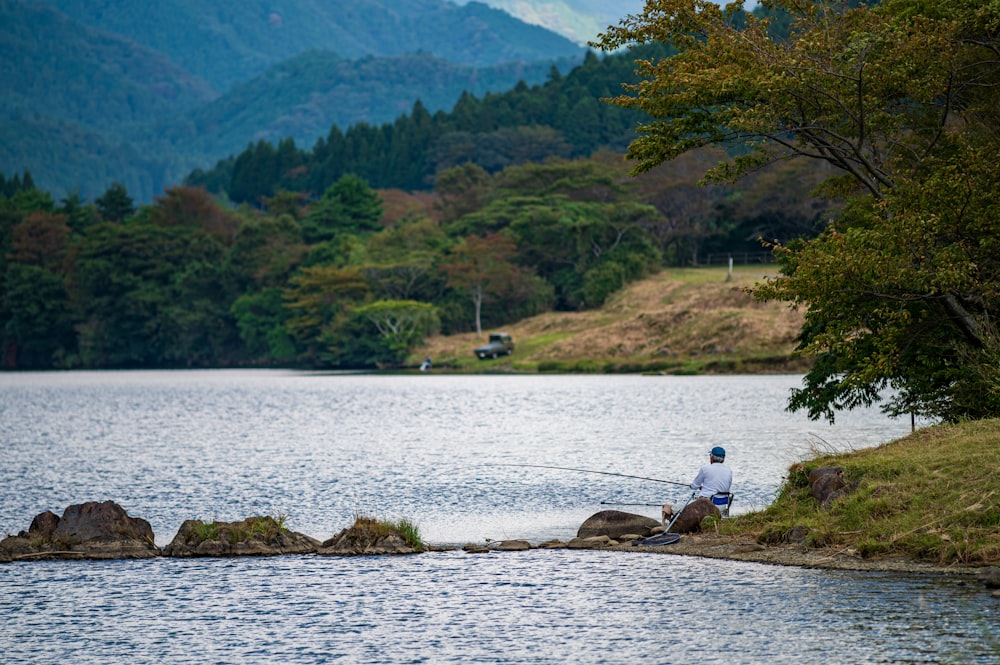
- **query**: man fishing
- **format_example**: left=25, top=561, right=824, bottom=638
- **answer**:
left=661, top=446, right=732, bottom=526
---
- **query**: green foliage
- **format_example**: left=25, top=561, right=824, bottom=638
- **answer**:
left=191, top=520, right=220, bottom=542
left=1, top=143, right=819, bottom=369
left=596, top=0, right=1000, bottom=422
left=195, top=43, right=673, bottom=205
left=391, top=518, right=423, bottom=551
left=0, top=170, right=38, bottom=199
left=230, top=288, right=297, bottom=363
left=350, top=515, right=424, bottom=551
left=2, top=263, right=75, bottom=368
left=69, top=207, right=241, bottom=367
left=189, top=514, right=289, bottom=545
left=300, top=175, right=383, bottom=243
left=351, top=300, right=440, bottom=365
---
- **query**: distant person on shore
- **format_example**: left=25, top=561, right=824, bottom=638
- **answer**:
left=662, top=446, right=732, bottom=525
left=420, top=355, right=432, bottom=372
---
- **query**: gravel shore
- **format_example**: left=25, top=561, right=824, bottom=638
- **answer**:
left=623, top=532, right=984, bottom=576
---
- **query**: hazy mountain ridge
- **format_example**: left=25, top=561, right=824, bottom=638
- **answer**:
left=148, top=49, right=579, bottom=169
left=2, top=0, right=585, bottom=201
left=0, top=1, right=216, bottom=125
left=456, top=0, right=648, bottom=44
left=39, top=0, right=584, bottom=89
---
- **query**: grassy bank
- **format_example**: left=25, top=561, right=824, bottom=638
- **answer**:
left=720, top=419, right=1000, bottom=566
left=412, top=265, right=808, bottom=373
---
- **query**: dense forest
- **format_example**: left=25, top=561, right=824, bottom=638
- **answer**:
left=185, top=45, right=666, bottom=199
left=1, top=7, right=837, bottom=372
left=0, top=141, right=833, bottom=371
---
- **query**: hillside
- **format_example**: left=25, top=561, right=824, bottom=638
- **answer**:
left=2, top=0, right=584, bottom=201
left=708, top=417, right=1000, bottom=569
left=150, top=50, right=579, bottom=168
left=412, top=265, right=808, bottom=373
left=473, top=0, right=648, bottom=44
left=41, top=0, right=584, bottom=89
left=0, top=2, right=215, bottom=124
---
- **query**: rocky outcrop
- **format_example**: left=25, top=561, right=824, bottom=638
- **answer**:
left=163, top=516, right=320, bottom=557
left=568, top=535, right=618, bottom=548
left=317, top=517, right=422, bottom=556
left=978, top=568, right=1000, bottom=596
left=667, top=498, right=720, bottom=534
left=809, top=467, right=857, bottom=508
left=576, top=510, right=661, bottom=539
left=0, top=501, right=158, bottom=561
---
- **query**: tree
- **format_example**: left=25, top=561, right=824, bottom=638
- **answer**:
left=225, top=213, right=305, bottom=293
left=440, top=233, right=519, bottom=337
left=59, top=191, right=99, bottom=232
left=434, top=163, right=491, bottom=224
left=71, top=221, right=235, bottom=367
left=282, top=265, right=370, bottom=364
left=596, top=0, right=1000, bottom=421
left=2, top=263, right=75, bottom=368
left=95, top=182, right=135, bottom=222
left=352, top=299, right=440, bottom=364
left=150, top=186, right=241, bottom=246
left=8, top=211, right=71, bottom=271
left=230, top=288, right=297, bottom=363
left=361, top=217, right=448, bottom=301
left=300, top=174, right=383, bottom=244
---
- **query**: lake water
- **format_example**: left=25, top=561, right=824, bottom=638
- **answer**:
left=1, top=371, right=996, bottom=663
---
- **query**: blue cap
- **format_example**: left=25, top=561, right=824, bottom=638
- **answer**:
left=711, top=446, right=726, bottom=458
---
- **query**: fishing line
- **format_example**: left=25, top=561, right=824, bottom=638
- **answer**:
left=476, top=463, right=691, bottom=487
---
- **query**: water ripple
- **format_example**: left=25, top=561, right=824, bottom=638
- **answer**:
left=1, top=371, right=989, bottom=664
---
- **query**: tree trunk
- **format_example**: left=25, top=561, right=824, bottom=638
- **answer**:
left=474, top=284, right=483, bottom=338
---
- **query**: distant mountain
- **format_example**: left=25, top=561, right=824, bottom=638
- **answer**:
left=1, top=0, right=585, bottom=201
left=40, top=0, right=584, bottom=89
left=0, top=1, right=215, bottom=125
left=459, top=1, right=755, bottom=45
left=0, top=0, right=217, bottom=199
left=457, top=0, right=650, bottom=44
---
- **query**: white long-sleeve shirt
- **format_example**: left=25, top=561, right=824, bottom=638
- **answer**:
left=690, top=462, right=732, bottom=497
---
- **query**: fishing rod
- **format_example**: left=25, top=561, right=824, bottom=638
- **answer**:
left=600, top=501, right=663, bottom=507
left=479, top=463, right=691, bottom=488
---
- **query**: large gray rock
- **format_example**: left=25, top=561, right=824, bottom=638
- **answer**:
left=163, top=517, right=320, bottom=557
left=977, top=567, right=1000, bottom=589
left=0, top=501, right=158, bottom=561
left=667, top=498, right=720, bottom=534
left=577, top=510, right=660, bottom=539
left=28, top=511, right=60, bottom=539
left=809, top=467, right=855, bottom=507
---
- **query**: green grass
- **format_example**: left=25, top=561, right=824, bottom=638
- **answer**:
left=349, top=515, right=425, bottom=551
left=189, top=514, right=289, bottom=545
left=721, top=419, right=1000, bottom=565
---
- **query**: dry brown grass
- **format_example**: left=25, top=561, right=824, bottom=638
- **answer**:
left=413, top=266, right=806, bottom=372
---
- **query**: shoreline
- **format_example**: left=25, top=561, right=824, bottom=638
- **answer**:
left=618, top=533, right=983, bottom=576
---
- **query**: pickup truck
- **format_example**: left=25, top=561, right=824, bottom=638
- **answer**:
left=474, top=333, right=514, bottom=360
